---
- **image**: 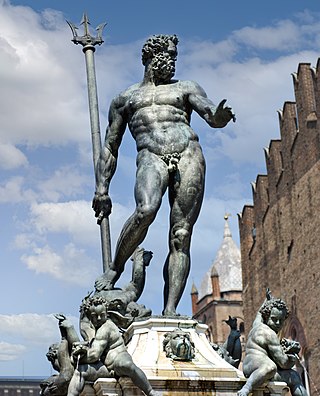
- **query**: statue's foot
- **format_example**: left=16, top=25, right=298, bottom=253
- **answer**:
left=131, top=246, right=153, bottom=267
left=162, top=308, right=180, bottom=317
left=148, top=391, right=160, bottom=396
left=237, top=385, right=250, bottom=396
left=142, top=249, right=153, bottom=267
left=94, top=269, right=117, bottom=291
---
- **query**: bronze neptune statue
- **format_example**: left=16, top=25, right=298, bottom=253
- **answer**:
left=92, top=34, right=235, bottom=316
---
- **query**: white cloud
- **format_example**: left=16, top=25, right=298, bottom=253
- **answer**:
left=21, top=243, right=99, bottom=286
left=0, top=3, right=88, bottom=146
left=0, top=176, right=35, bottom=203
left=14, top=233, right=37, bottom=250
left=0, top=143, right=28, bottom=169
left=180, top=39, right=237, bottom=68
left=0, top=314, right=57, bottom=345
left=0, top=342, right=26, bottom=361
left=27, top=199, right=133, bottom=246
left=29, top=200, right=97, bottom=243
left=232, top=20, right=301, bottom=51
left=0, top=313, right=78, bottom=347
left=12, top=199, right=133, bottom=284
left=38, top=166, right=91, bottom=202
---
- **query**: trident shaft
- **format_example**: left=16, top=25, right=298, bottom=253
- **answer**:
left=67, top=14, right=111, bottom=272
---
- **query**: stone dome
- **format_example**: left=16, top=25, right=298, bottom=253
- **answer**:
left=198, top=217, right=242, bottom=299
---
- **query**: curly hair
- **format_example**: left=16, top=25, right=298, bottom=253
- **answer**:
left=142, top=34, right=179, bottom=65
left=259, top=297, right=290, bottom=322
left=80, top=295, right=107, bottom=314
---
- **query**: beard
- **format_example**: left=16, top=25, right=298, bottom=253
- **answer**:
left=151, top=53, right=176, bottom=82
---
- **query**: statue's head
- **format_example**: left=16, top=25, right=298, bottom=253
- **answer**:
left=80, top=296, right=108, bottom=328
left=260, top=297, right=289, bottom=333
left=46, top=343, right=60, bottom=372
left=142, top=34, right=179, bottom=82
left=163, top=328, right=195, bottom=361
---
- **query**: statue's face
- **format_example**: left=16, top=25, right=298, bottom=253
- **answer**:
left=152, top=40, right=177, bottom=82
left=89, top=304, right=107, bottom=328
left=46, top=345, right=58, bottom=363
left=266, top=307, right=286, bottom=333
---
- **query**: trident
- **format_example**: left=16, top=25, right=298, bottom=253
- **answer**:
left=67, top=15, right=111, bottom=273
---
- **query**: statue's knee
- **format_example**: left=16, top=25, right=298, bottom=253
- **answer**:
left=114, top=355, right=136, bottom=376
left=171, top=226, right=190, bottom=250
left=136, top=203, right=157, bottom=225
left=266, top=363, right=277, bottom=380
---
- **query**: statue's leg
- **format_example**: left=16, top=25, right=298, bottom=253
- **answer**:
left=163, top=144, right=205, bottom=316
left=113, top=352, right=156, bottom=396
left=239, top=363, right=277, bottom=396
left=111, top=151, right=168, bottom=284
left=67, top=369, right=86, bottom=396
left=124, top=246, right=153, bottom=301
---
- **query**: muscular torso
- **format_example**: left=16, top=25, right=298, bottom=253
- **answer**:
left=122, top=80, right=200, bottom=155
left=96, top=320, right=124, bottom=351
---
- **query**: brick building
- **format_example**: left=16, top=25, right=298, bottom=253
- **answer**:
left=191, top=216, right=244, bottom=346
left=0, top=378, right=43, bottom=396
left=238, top=60, right=320, bottom=394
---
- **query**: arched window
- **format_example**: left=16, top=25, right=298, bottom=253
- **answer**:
left=282, top=316, right=310, bottom=395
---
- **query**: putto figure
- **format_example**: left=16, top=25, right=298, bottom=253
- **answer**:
left=92, top=34, right=235, bottom=316
left=238, top=290, right=307, bottom=396
left=68, top=296, right=156, bottom=396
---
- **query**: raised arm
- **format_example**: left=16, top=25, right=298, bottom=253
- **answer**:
left=252, top=288, right=273, bottom=327
left=93, top=95, right=127, bottom=224
left=187, top=81, right=235, bottom=128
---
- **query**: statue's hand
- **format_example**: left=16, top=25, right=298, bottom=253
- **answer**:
left=72, top=342, right=89, bottom=359
left=92, top=192, right=112, bottom=225
left=54, top=313, right=66, bottom=322
left=54, top=313, right=73, bottom=329
left=213, top=99, right=236, bottom=127
left=281, top=338, right=301, bottom=355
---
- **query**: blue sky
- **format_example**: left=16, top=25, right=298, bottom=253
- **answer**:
left=1, top=0, right=320, bottom=377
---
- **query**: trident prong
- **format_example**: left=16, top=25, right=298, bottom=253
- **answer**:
left=67, top=13, right=106, bottom=48
left=80, top=13, right=90, bottom=36
left=96, top=23, right=107, bottom=41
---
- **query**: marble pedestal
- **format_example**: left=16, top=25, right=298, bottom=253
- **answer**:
left=81, top=317, right=289, bottom=396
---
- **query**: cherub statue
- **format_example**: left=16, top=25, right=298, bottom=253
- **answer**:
left=238, top=289, right=307, bottom=396
left=69, top=295, right=156, bottom=396
left=42, top=248, right=155, bottom=396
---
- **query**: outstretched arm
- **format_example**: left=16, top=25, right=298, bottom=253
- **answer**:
left=188, top=82, right=235, bottom=128
left=93, top=95, right=127, bottom=224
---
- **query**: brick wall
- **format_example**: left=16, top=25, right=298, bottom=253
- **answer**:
left=239, top=59, right=320, bottom=394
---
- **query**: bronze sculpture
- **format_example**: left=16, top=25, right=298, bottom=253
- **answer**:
left=238, top=290, right=307, bottom=396
left=92, top=34, right=235, bottom=315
